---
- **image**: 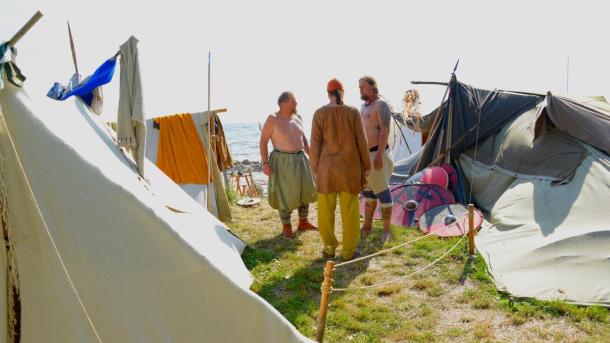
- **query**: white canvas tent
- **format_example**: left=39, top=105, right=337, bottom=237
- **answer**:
left=0, top=71, right=310, bottom=341
left=388, top=113, right=422, bottom=164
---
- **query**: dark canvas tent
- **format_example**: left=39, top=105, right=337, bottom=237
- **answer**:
left=394, top=76, right=610, bottom=306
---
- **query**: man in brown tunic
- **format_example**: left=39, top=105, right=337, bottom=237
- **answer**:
left=310, top=79, right=371, bottom=260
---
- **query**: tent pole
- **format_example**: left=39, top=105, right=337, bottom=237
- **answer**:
left=445, top=95, right=454, bottom=162
left=414, top=84, right=449, bottom=171
left=67, top=21, right=79, bottom=76
left=414, top=59, right=459, bottom=172
left=206, top=52, right=212, bottom=211
left=8, top=11, right=43, bottom=47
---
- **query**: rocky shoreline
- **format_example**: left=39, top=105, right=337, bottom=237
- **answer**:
left=227, top=160, right=267, bottom=195
left=229, top=159, right=262, bottom=173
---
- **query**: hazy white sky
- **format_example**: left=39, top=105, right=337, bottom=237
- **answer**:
left=3, top=0, right=609, bottom=124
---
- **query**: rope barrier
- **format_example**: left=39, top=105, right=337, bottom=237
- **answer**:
left=332, top=233, right=467, bottom=292
left=334, top=220, right=461, bottom=268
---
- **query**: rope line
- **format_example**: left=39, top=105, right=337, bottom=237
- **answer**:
left=2, top=110, right=103, bottom=342
left=334, top=221, right=460, bottom=268
left=332, top=233, right=467, bottom=292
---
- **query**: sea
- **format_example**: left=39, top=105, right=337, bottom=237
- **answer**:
left=223, top=120, right=420, bottom=164
left=224, top=122, right=312, bottom=163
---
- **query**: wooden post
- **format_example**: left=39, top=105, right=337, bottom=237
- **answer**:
left=8, top=11, right=43, bottom=47
left=468, top=203, right=475, bottom=256
left=206, top=52, right=212, bottom=211
left=317, top=261, right=334, bottom=343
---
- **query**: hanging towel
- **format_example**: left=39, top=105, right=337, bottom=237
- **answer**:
left=117, top=36, right=146, bottom=176
left=211, top=112, right=233, bottom=170
left=156, top=113, right=211, bottom=185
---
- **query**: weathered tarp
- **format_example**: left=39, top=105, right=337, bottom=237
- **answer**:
left=412, top=76, right=544, bottom=173
left=536, top=93, right=610, bottom=155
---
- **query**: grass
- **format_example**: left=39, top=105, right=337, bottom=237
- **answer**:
left=226, top=199, right=610, bottom=342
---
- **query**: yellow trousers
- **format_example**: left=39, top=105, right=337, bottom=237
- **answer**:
left=317, top=192, right=360, bottom=260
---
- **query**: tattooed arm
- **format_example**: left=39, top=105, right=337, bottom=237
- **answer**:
left=377, top=100, right=392, bottom=148
left=373, top=100, right=392, bottom=169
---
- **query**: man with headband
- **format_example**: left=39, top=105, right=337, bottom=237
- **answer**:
left=310, top=79, right=371, bottom=260
left=359, top=76, right=395, bottom=243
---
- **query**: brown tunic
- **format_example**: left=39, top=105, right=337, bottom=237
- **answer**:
left=309, top=104, right=372, bottom=194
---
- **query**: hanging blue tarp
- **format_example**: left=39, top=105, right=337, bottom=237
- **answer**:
left=48, top=57, right=117, bottom=106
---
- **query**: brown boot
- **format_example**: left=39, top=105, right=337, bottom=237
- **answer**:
left=361, top=200, right=377, bottom=237
left=282, top=224, right=294, bottom=239
left=381, top=206, right=393, bottom=243
left=297, top=218, right=318, bottom=231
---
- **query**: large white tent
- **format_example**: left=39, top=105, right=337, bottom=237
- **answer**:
left=0, top=66, right=310, bottom=341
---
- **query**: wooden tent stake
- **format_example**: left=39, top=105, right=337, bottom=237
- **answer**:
left=316, top=261, right=334, bottom=342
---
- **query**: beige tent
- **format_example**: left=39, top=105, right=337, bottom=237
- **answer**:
left=0, top=67, right=310, bottom=341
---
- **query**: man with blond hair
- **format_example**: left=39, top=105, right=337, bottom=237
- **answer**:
left=359, top=76, right=395, bottom=243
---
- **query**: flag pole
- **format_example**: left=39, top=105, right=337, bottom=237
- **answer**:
left=67, top=21, right=79, bottom=76
left=207, top=51, right=212, bottom=211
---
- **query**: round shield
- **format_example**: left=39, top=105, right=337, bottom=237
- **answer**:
left=390, top=184, right=455, bottom=228
left=439, top=163, right=458, bottom=191
left=418, top=203, right=484, bottom=237
left=406, top=166, right=449, bottom=188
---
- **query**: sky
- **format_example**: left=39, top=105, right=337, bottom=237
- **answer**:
left=2, top=0, right=610, bottom=124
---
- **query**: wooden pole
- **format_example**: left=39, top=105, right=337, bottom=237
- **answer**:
left=468, top=203, right=475, bottom=256
left=206, top=52, right=212, bottom=210
left=8, top=11, right=43, bottom=47
left=413, top=59, right=459, bottom=172
left=67, top=21, right=79, bottom=76
left=316, top=261, right=335, bottom=343
left=445, top=92, right=454, bottom=163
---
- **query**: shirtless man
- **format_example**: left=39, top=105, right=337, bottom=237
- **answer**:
left=260, top=91, right=317, bottom=238
left=359, top=76, right=395, bottom=243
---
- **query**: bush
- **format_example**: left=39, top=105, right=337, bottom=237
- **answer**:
left=225, top=185, right=238, bottom=205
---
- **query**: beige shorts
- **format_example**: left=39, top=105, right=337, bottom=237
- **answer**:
left=364, top=149, right=394, bottom=195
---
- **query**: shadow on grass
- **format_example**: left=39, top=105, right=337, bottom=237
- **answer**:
left=254, top=256, right=370, bottom=338
left=242, top=233, right=303, bottom=269
left=459, top=255, right=475, bottom=285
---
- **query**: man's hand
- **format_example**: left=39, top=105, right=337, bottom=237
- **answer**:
left=374, top=153, right=383, bottom=170
left=263, top=163, right=272, bottom=176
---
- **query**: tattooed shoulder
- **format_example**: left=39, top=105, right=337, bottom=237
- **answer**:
left=378, top=101, right=392, bottom=128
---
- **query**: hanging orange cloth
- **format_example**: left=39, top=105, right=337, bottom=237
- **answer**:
left=155, top=113, right=211, bottom=184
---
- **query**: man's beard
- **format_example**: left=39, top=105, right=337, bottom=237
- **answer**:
left=361, top=94, right=370, bottom=101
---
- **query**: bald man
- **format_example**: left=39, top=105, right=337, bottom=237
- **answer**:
left=260, top=91, right=317, bottom=238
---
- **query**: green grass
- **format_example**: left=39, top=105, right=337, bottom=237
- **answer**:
left=227, top=200, right=610, bottom=342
